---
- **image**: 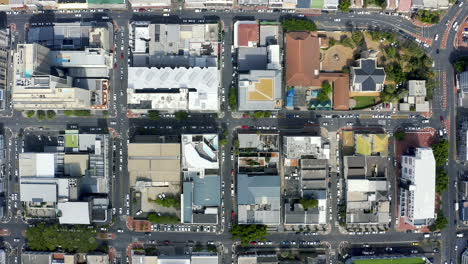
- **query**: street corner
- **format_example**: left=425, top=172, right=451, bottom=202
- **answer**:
left=126, top=216, right=134, bottom=231
left=0, top=228, right=11, bottom=236
left=126, top=241, right=145, bottom=257
left=127, top=110, right=140, bottom=118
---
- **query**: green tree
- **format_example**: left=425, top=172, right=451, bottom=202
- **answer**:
left=36, top=110, right=46, bottom=120
left=253, top=111, right=265, bottom=119
left=436, top=170, right=448, bottom=194
left=281, top=18, right=317, bottom=32
left=428, top=213, right=448, bottom=231
left=351, top=31, right=364, bottom=46
left=417, top=10, right=440, bottom=24
left=230, top=224, right=267, bottom=245
left=329, top=38, right=336, bottom=47
left=148, top=110, right=160, bottom=120
left=338, top=0, right=351, bottom=12
left=385, top=63, right=406, bottom=84
left=229, top=87, right=237, bottom=111
left=175, top=111, right=188, bottom=120
left=149, top=196, right=180, bottom=208
left=26, top=223, right=98, bottom=253
left=386, top=46, right=396, bottom=58
left=394, top=130, right=406, bottom=141
left=432, top=139, right=449, bottom=168
left=46, top=110, right=56, bottom=119
left=220, top=138, right=227, bottom=146
left=454, top=57, right=468, bottom=73
left=147, top=213, right=179, bottom=224
left=263, top=111, right=272, bottom=118
left=341, top=37, right=354, bottom=48
left=299, top=198, right=318, bottom=209
left=25, top=110, right=35, bottom=118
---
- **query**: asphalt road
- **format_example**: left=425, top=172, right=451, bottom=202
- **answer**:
left=0, top=4, right=466, bottom=264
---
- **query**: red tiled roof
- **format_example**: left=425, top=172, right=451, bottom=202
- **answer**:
left=237, top=24, right=259, bottom=47
left=285, top=31, right=320, bottom=87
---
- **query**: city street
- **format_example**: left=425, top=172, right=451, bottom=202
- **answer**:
left=0, top=3, right=466, bottom=263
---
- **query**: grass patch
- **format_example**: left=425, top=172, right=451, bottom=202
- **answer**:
left=65, top=134, right=79, bottom=148
left=352, top=96, right=377, bottom=109
left=353, top=257, right=425, bottom=264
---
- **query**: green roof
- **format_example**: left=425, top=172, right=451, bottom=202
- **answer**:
left=65, top=134, right=79, bottom=148
left=310, top=0, right=324, bottom=9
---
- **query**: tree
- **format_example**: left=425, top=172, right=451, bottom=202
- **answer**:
left=25, top=110, right=35, bottom=118
left=147, top=213, right=179, bottom=224
left=329, top=38, right=336, bottom=46
left=220, top=138, right=228, bottom=146
left=454, top=57, right=468, bottom=73
left=341, top=37, right=354, bottom=48
left=36, top=110, right=46, bottom=120
left=338, top=0, right=351, bottom=12
left=46, top=110, right=56, bottom=119
left=148, top=110, right=160, bottom=120
left=281, top=18, right=317, bottom=32
left=385, top=63, right=406, bottom=84
left=386, top=46, right=396, bottom=58
left=253, top=111, right=265, bottom=119
left=300, top=198, right=318, bottom=209
left=149, top=196, right=180, bottom=208
left=436, top=170, right=448, bottom=194
left=394, top=130, right=406, bottom=141
left=428, top=213, right=448, bottom=231
left=416, top=10, right=440, bottom=24
left=26, top=223, right=98, bottom=253
left=432, top=139, right=449, bottom=168
left=229, top=87, right=237, bottom=111
left=351, top=31, right=364, bottom=46
left=230, top=224, right=267, bottom=245
left=175, top=111, right=188, bottom=120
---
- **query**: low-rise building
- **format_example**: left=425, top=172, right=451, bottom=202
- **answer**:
left=350, top=58, right=386, bottom=93
left=283, top=136, right=329, bottom=225
left=238, top=70, right=282, bottom=111
left=12, top=43, right=111, bottom=110
left=399, top=80, right=430, bottom=112
left=457, top=70, right=468, bottom=107
left=127, top=67, right=219, bottom=112
left=399, top=148, right=436, bottom=227
left=19, top=131, right=109, bottom=223
left=181, top=134, right=220, bottom=224
left=344, top=156, right=390, bottom=225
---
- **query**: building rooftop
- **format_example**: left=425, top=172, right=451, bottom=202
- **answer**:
left=20, top=183, right=57, bottom=203
left=58, top=201, right=90, bottom=225
left=128, top=143, right=181, bottom=186
left=238, top=133, right=279, bottom=151
left=408, top=80, right=426, bottom=96
left=285, top=31, right=320, bottom=87
left=259, top=25, right=279, bottom=46
left=235, top=21, right=259, bottom=47
left=19, top=153, right=56, bottom=178
left=238, top=70, right=282, bottom=111
left=237, top=174, right=281, bottom=225
left=238, top=47, right=268, bottom=72
left=127, top=67, right=219, bottom=112
left=351, top=58, right=386, bottom=92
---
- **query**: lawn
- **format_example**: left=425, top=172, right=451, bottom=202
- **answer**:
left=310, top=0, right=324, bottom=8
left=353, top=257, right=425, bottom=264
left=65, top=134, right=78, bottom=148
left=353, top=96, right=377, bottom=109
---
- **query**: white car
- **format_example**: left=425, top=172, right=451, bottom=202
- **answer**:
left=434, top=34, right=439, bottom=41
left=117, top=229, right=124, bottom=233
left=163, top=13, right=170, bottom=16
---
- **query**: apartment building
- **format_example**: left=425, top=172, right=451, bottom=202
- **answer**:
left=399, top=148, right=436, bottom=227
